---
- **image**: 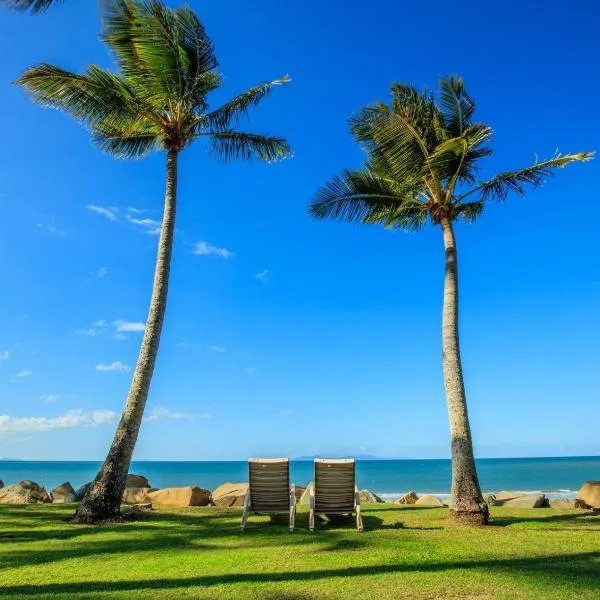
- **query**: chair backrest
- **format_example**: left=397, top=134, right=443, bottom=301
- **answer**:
left=314, top=458, right=356, bottom=513
left=248, top=458, right=290, bottom=513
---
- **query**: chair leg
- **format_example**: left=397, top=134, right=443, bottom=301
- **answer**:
left=289, top=484, right=296, bottom=532
left=356, top=506, right=363, bottom=532
left=240, top=489, right=250, bottom=532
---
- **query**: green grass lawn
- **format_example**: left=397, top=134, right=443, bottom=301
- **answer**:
left=0, top=504, right=599, bottom=599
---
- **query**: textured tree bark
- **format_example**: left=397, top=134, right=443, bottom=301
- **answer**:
left=73, top=150, right=178, bottom=524
left=440, top=217, right=488, bottom=525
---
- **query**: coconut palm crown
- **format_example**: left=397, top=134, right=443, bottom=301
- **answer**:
left=18, top=0, right=290, bottom=163
left=310, top=76, right=592, bottom=525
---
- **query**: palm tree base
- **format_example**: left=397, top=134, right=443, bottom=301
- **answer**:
left=450, top=505, right=490, bottom=526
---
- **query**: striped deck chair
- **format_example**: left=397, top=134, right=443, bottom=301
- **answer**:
left=309, top=458, right=362, bottom=532
left=241, top=458, right=296, bottom=532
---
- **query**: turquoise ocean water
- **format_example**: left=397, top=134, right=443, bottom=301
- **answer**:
left=1, top=456, right=598, bottom=500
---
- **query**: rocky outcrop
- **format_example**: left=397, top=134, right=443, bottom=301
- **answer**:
left=74, top=483, right=91, bottom=501
left=502, top=494, right=548, bottom=508
left=122, top=487, right=156, bottom=505
left=126, top=474, right=150, bottom=488
left=359, top=489, right=383, bottom=503
left=147, top=486, right=211, bottom=507
left=577, top=481, right=600, bottom=509
left=394, top=491, right=418, bottom=505
left=415, top=495, right=446, bottom=507
left=211, top=482, right=248, bottom=507
left=0, top=480, right=52, bottom=504
left=550, top=499, right=586, bottom=509
left=51, top=482, right=76, bottom=503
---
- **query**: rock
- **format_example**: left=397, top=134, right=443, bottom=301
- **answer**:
left=550, top=499, right=583, bottom=509
left=359, top=489, right=383, bottom=503
left=502, top=494, right=548, bottom=508
left=147, top=486, right=210, bottom=507
left=394, top=491, right=418, bottom=505
left=577, top=481, right=600, bottom=509
left=74, top=482, right=91, bottom=501
left=294, top=486, right=306, bottom=502
left=494, top=491, right=524, bottom=502
left=122, top=487, right=156, bottom=504
left=484, top=493, right=500, bottom=506
left=0, top=480, right=4, bottom=489
left=126, top=474, right=150, bottom=489
left=0, top=480, right=52, bottom=504
left=415, top=495, right=446, bottom=507
left=132, top=502, right=152, bottom=511
left=211, top=482, right=248, bottom=507
left=51, top=482, right=76, bottom=503
left=298, top=483, right=313, bottom=506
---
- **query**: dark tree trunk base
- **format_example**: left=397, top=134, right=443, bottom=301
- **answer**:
left=450, top=506, right=490, bottom=526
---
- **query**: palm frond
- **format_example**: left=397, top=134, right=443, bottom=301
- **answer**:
left=453, top=200, right=484, bottom=223
left=206, top=131, right=291, bottom=162
left=4, top=0, right=61, bottom=13
left=439, top=76, right=474, bottom=136
left=461, top=151, right=595, bottom=203
left=203, top=75, right=291, bottom=131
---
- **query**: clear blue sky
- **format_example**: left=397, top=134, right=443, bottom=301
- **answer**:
left=0, top=0, right=599, bottom=461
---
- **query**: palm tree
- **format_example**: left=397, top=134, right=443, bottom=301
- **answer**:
left=18, top=0, right=291, bottom=523
left=310, top=77, right=592, bottom=525
left=2, top=0, right=63, bottom=13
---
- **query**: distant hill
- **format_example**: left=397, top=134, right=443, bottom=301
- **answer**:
left=293, top=454, right=395, bottom=461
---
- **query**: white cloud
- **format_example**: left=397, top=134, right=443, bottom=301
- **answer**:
left=0, top=409, right=117, bottom=434
left=0, top=350, right=10, bottom=361
left=40, top=394, right=60, bottom=404
left=209, top=345, right=226, bottom=353
left=114, top=333, right=127, bottom=341
left=244, top=367, right=257, bottom=376
left=95, top=361, right=131, bottom=372
left=256, top=269, right=269, bottom=282
left=15, top=370, right=32, bottom=378
left=86, top=205, right=118, bottom=221
left=36, top=224, right=66, bottom=237
left=96, top=267, right=109, bottom=278
left=146, top=406, right=210, bottom=422
left=127, top=207, right=150, bottom=215
left=93, top=320, right=107, bottom=327
left=113, top=320, right=146, bottom=332
left=75, top=327, right=103, bottom=336
left=192, top=241, right=234, bottom=259
left=127, top=216, right=161, bottom=235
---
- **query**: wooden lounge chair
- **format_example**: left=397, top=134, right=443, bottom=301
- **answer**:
left=308, top=458, right=363, bottom=532
left=241, top=458, right=296, bottom=532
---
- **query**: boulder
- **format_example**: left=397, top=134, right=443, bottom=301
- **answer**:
left=359, top=489, right=383, bottom=503
left=74, top=482, right=91, bottom=501
left=0, top=480, right=4, bottom=489
left=147, top=486, right=210, bottom=507
left=0, top=480, right=52, bottom=504
left=550, top=499, right=584, bottom=509
left=415, top=495, right=446, bottom=507
left=502, top=493, right=548, bottom=508
left=494, top=491, right=524, bottom=502
left=484, top=493, right=500, bottom=506
left=122, top=487, right=156, bottom=505
left=126, top=474, right=150, bottom=489
left=577, top=481, right=600, bottom=509
left=211, top=482, right=248, bottom=507
left=394, top=491, right=418, bottom=505
left=51, top=482, right=76, bottom=503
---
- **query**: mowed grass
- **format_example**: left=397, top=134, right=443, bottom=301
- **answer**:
left=0, top=504, right=599, bottom=599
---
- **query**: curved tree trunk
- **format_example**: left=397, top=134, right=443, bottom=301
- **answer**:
left=73, top=150, right=179, bottom=524
left=440, top=217, right=488, bottom=525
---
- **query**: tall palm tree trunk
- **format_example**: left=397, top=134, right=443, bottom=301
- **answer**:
left=73, top=150, right=179, bottom=524
left=440, top=217, right=488, bottom=525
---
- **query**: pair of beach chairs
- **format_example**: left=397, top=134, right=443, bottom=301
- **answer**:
left=240, top=457, right=363, bottom=532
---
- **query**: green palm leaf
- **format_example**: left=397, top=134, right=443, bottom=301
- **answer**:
left=3, top=0, right=61, bottom=13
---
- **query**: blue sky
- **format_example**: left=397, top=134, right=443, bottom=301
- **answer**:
left=0, top=0, right=599, bottom=461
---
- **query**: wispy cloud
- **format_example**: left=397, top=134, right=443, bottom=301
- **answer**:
left=96, top=267, right=109, bottom=278
left=15, top=370, right=32, bottom=378
left=113, top=320, right=146, bottom=333
left=127, top=216, right=161, bottom=235
left=146, top=406, right=210, bottom=422
left=0, top=350, right=10, bottom=361
left=0, top=409, right=117, bottom=434
left=209, top=345, right=226, bottom=353
left=36, top=223, right=66, bottom=237
left=244, top=367, right=257, bottom=376
left=256, top=269, right=269, bottom=282
left=95, top=361, right=131, bottom=372
left=40, top=394, right=59, bottom=404
left=86, top=205, right=118, bottom=221
left=192, top=241, right=234, bottom=259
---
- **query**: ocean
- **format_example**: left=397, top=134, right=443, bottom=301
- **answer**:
left=1, top=456, right=598, bottom=500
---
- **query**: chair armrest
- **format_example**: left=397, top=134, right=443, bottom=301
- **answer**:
left=309, top=482, right=315, bottom=509
left=355, top=485, right=361, bottom=509
left=290, top=483, right=296, bottom=507
left=242, top=487, right=251, bottom=511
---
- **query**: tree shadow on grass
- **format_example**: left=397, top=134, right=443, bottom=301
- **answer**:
left=1, top=551, right=599, bottom=596
left=491, top=511, right=600, bottom=528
